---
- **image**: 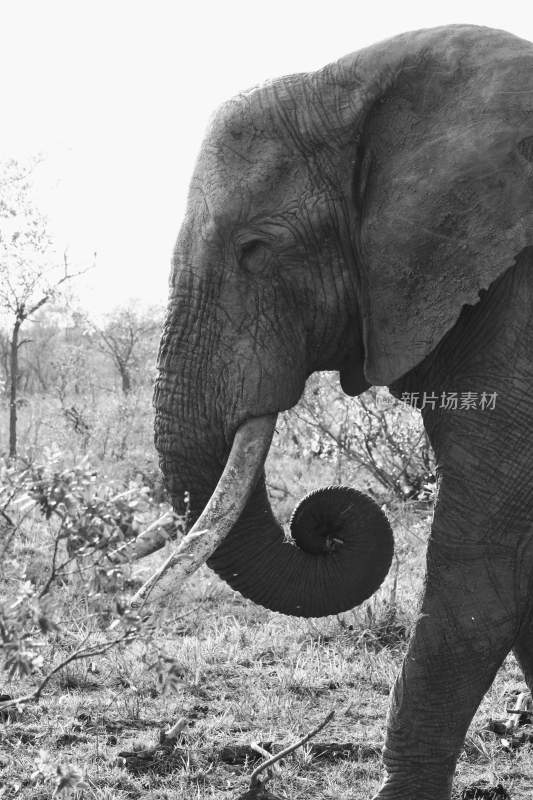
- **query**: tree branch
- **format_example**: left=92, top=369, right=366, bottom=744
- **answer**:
left=0, top=629, right=136, bottom=712
left=249, top=710, right=335, bottom=789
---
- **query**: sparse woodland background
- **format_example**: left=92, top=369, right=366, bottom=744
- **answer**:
left=1, top=159, right=530, bottom=799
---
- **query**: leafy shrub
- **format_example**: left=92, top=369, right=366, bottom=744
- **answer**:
left=0, top=453, right=177, bottom=698
left=270, top=374, right=435, bottom=509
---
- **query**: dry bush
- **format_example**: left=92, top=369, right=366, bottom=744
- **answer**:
left=269, top=373, right=435, bottom=513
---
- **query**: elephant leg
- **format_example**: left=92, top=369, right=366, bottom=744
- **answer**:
left=375, top=539, right=518, bottom=800
left=374, top=428, right=532, bottom=799
left=376, top=252, right=533, bottom=799
left=514, top=614, right=533, bottom=691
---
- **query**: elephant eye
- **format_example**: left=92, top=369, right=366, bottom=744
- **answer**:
left=238, top=239, right=271, bottom=275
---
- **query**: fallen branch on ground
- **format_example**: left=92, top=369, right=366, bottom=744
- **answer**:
left=219, top=739, right=381, bottom=764
left=236, top=710, right=335, bottom=800
left=116, top=717, right=189, bottom=773
left=504, top=691, right=533, bottom=730
left=485, top=691, right=533, bottom=749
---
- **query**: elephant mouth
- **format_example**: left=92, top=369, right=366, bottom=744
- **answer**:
left=132, top=414, right=277, bottom=600
left=191, top=413, right=278, bottom=545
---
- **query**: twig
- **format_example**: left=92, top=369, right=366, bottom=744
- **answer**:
left=0, top=630, right=136, bottom=712
left=107, top=510, right=178, bottom=563
left=250, top=742, right=275, bottom=760
left=249, top=709, right=335, bottom=788
left=505, top=692, right=532, bottom=731
left=116, top=716, right=188, bottom=768
left=39, top=531, right=62, bottom=597
left=165, top=718, right=188, bottom=741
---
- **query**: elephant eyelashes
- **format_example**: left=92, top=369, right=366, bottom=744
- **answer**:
left=238, top=239, right=271, bottom=275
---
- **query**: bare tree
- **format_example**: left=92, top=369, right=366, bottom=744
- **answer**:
left=23, top=318, right=59, bottom=393
left=0, top=159, right=88, bottom=457
left=0, top=329, right=9, bottom=391
left=92, top=304, right=162, bottom=394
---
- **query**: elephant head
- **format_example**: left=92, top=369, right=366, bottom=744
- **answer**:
left=154, top=24, right=533, bottom=617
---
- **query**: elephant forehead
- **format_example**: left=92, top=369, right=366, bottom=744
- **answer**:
left=190, top=132, right=308, bottom=230
left=196, top=136, right=293, bottom=200
left=193, top=77, right=322, bottom=197
left=202, top=90, right=287, bottom=167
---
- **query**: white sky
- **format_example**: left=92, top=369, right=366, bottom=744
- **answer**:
left=2, top=0, right=532, bottom=315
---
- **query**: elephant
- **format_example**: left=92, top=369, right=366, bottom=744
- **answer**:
left=153, top=24, right=533, bottom=800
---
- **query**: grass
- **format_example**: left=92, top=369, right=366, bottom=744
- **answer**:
left=1, top=504, right=532, bottom=800
left=1, top=394, right=532, bottom=799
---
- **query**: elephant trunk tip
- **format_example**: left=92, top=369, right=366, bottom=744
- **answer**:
left=289, top=485, right=394, bottom=611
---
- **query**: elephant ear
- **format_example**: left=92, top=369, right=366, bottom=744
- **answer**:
left=353, top=27, right=533, bottom=385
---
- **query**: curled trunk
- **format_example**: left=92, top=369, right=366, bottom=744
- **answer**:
left=208, top=478, right=394, bottom=617
left=155, top=401, right=394, bottom=618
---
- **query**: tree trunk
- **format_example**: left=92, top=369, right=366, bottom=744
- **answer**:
left=118, top=361, right=132, bottom=394
left=9, top=319, right=21, bottom=459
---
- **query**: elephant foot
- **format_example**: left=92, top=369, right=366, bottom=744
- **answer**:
left=371, top=770, right=452, bottom=800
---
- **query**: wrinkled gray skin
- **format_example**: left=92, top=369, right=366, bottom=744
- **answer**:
left=155, top=25, right=533, bottom=799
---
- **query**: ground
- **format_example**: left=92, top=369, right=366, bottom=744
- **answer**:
left=1, top=501, right=533, bottom=800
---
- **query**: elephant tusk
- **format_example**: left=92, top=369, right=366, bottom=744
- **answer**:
left=130, top=414, right=277, bottom=609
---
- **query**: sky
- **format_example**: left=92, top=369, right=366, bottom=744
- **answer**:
left=2, top=0, right=533, bottom=316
